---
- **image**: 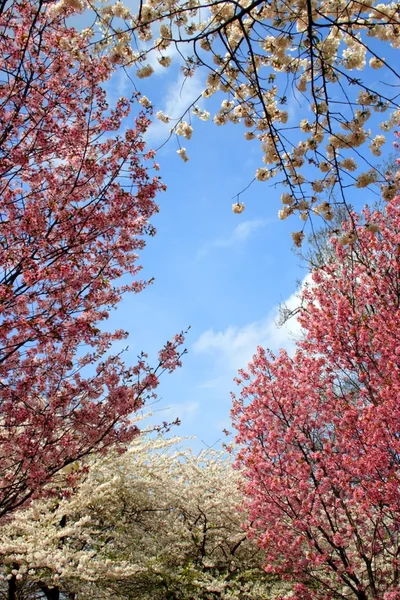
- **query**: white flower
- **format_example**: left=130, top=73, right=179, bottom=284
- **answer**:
left=278, top=206, right=292, bottom=220
left=244, top=131, right=255, bottom=140
left=340, top=157, right=357, bottom=171
left=355, top=169, right=378, bottom=188
left=291, top=231, right=305, bottom=247
left=365, top=222, right=380, bottom=233
left=65, top=0, right=84, bottom=9
left=319, top=162, right=331, bottom=173
left=297, top=75, right=307, bottom=92
left=232, top=202, right=245, bottom=214
left=312, top=180, right=324, bottom=193
left=213, top=113, right=227, bottom=125
left=255, top=167, right=270, bottom=181
left=339, top=231, right=357, bottom=245
left=176, top=121, right=193, bottom=140
left=369, top=134, right=386, bottom=156
left=278, top=110, right=288, bottom=123
left=177, top=148, right=189, bottom=162
left=81, top=27, right=94, bottom=39
left=369, top=57, right=384, bottom=69
left=193, top=107, right=210, bottom=121
left=156, top=110, right=170, bottom=123
left=138, top=96, right=152, bottom=108
left=281, top=193, right=294, bottom=205
left=136, top=65, right=154, bottom=79
left=160, top=24, right=171, bottom=38
left=112, top=1, right=131, bottom=18
left=300, top=119, right=312, bottom=132
left=158, top=55, right=172, bottom=67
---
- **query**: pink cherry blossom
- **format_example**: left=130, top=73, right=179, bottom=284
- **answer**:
left=0, top=0, right=184, bottom=519
left=233, top=192, right=400, bottom=599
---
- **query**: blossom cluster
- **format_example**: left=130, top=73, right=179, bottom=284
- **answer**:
left=86, top=0, right=400, bottom=225
left=232, top=191, right=400, bottom=598
left=0, top=434, right=291, bottom=600
left=0, top=0, right=184, bottom=517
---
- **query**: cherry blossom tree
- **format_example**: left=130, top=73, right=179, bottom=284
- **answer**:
left=0, top=0, right=184, bottom=519
left=232, top=188, right=400, bottom=599
left=62, top=0, right=400, bottom=230
left=0, top=432, right=290, bottom=600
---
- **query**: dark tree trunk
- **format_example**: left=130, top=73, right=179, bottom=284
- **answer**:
left=7, top=575, right=16, bottom=600
left=40, top=585, right=60, bottom=600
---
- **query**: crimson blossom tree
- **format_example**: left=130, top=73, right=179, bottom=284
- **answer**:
left=0, top=0, right=184, bottom=520
left=232, top=187, right=400, bottom=600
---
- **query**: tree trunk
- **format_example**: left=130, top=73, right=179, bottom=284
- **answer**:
left=7, top=575, right=16, bottom=600
left=40, top=585, right=60, bottom=600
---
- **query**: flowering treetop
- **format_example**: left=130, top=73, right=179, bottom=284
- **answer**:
left=0, top=433, right=291, bottom=600
left=53, top=0, right=400, bottom=233
left=0, top=0, right=184, bottom=518
left=232, top=187, right=400, bottom=599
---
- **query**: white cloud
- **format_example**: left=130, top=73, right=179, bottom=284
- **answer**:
left=160, top=400, right=200, bottom=424
left=193, top=274, right=312, bottom=375
left=197, top=218, right=268, bottom=259
left=145, top=71, right=205, bottom=145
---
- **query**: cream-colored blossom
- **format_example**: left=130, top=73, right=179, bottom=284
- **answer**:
left=312, top=180, right=324, bottom=193
left=340, top=157, right=357, bottom=171
left=213, top=113, right=227, bottom=125
left=381, top=184, right=397, bottom=201
left=291, top=231, right=305, bottom=247
left=232, top=202, right=245, bottom=214
left=314, top=201, right=331, bottom=216
left=193, top=106, right=210, bottom=121
left=50, top=0, right=85, bottom=15
left=281, top=193, right=294, bottom=205
left=112, top=0, right=130, bottom=18
left=160, top=24, right=171, bottom=38
left=369, top=134, right=386, bottom=156
left=296, top=200, right=309, bottom=211
left=244, top=131, right=256, bottom=140
left=319, top=162, right=331, bottom=173
left=176, top=121, right=193, bottom=140
left=369, top=56, right=384, bottom=69
left=202, top=87, right=217, bottom=98
left=365, top=222, right=380, bottom=233
left=139, top=96, right=152, bottom=108
left=355, top=169, right=378, bottom=188
left=339, top=231, right=357, bottom=245
left=278, top=206, right=292, bottom=220
left=177, top=148, right=189, bottom=162
left=81, top=27, right=94, bottom=39
left=158, top=55, right=172, bottom=67
left=297, top=75, right=307, bottom=92
left=156, top=110, right=170, bottom=123
left=255, top=167, right=271, bottom=181
left=136, top=64, right=154, bottom=78
left=300, top=119, right=312, bottom=133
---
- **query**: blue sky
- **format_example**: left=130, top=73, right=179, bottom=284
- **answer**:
left=95, top=25, right=397, bottom=450
left=102, top=65, right=314, bottom=450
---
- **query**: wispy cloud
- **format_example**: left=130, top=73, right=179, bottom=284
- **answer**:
left=193, top=274, right=312, bottom=377
left=197, top=218, right=269, bottom=259
left=145, top=71, right=205, bottom=145
left=160, top=400, right=200, bottom=424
